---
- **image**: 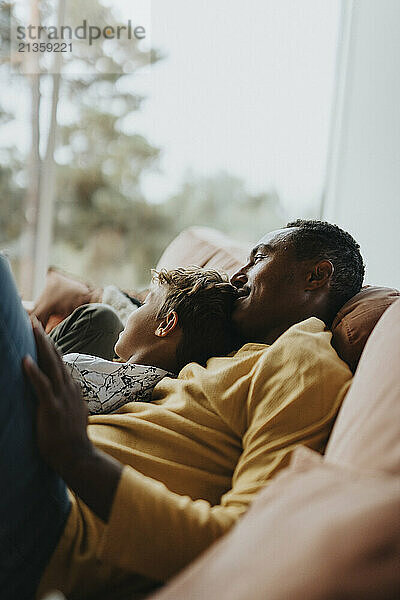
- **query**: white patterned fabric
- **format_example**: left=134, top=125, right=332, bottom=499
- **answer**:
left=63, top=353, right=172, bottom=415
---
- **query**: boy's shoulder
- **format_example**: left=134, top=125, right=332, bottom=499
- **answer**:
left=63, top=353, right=174, bottom=379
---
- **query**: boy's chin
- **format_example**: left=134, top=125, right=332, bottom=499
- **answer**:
left=114, top=339, right=126, bottom=361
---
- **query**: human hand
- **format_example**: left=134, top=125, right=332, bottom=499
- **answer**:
left=23, top=317, right=93, bottom=477
left=23, top=317, right=123, bottom=521
left=31, top=268, right=102, bottom=331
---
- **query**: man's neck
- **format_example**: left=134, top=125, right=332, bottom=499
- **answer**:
left=247, top=314, right=328, bottom=346
left=258, top=325, right=290, bottom=346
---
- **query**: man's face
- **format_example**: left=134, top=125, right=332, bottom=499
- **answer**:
left=230, top=228, right=305, bottom=342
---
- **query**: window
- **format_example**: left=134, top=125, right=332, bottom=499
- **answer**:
left=0, top=0, right=340, bottom=297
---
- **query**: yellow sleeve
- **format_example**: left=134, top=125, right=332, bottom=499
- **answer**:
left=98, top=319, right=352, bottom=580
left=97, top=466, right=240, bottom=580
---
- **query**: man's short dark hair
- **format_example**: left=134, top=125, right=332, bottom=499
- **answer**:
left=153, top=267, right=237, bottom=369
left=286, top=219, right=365, bottom=321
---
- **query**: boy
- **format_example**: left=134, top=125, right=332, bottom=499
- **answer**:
left=63, top=267, right=238, bottom=414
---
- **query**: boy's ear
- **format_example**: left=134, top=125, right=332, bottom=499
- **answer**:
left=155, top=311, right=179, bottom=338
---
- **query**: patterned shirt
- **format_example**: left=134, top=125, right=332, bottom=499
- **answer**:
left=63, top=353, right=173, bottom=415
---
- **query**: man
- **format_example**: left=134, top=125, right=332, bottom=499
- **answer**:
left=1, top=220, right=364, bottom=599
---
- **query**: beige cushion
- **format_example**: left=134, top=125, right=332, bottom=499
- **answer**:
left=331, top=286, right=399, bottom=372
left=151, top=447, right=400, bottom=600
left=156, top=227, right=250, bottom=276
left=326, top=298, right=400, bottom=475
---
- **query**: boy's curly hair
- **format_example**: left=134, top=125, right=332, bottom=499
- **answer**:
left=152, top=267, right=238, bottom=369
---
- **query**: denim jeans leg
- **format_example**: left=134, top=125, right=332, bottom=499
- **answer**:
left=0, top=255, right=70, bottom=600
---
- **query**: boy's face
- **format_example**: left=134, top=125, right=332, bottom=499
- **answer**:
left=114, top=285, right=168, bottom=362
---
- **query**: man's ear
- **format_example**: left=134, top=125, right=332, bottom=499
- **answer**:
left=155, top=311, right=179, bottom=338
left=305, top=260, right=334, bottom=290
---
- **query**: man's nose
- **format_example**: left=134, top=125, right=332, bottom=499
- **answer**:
left=230, top=268, right=248, bottom=288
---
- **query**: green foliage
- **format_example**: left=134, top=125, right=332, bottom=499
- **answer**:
left=164, top=171, right=285, bottom=245
left=0, top=0, right=286, bottom=291
left=0, top=161, right=25, bottom=245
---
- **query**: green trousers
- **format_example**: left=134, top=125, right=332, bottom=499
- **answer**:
left=49, top=303, right=124, bottom=360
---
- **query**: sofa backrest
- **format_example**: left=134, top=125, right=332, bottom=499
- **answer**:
left=326, top=298, right=400, bottom=475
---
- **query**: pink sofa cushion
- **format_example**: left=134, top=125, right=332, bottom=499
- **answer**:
left=326, top=298, right=400, bottom=475
left=151, top=447, right=400, bottom=600
left=331, top=286, right=399, bottom=372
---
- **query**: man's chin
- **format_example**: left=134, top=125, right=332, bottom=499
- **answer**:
left=232, top=300, right=261, bottom=343
left=232, top=302, right=247, bottom=330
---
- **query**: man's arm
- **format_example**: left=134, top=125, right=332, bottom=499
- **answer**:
left=23, top=318, right=122, bottom=522
left=23, top=319, right=238, bottom=578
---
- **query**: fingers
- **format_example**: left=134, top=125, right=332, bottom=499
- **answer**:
left=30, top=316, right=67, bottom=392
left=30, top=305, right=49, bottom=327
left=23, top=354, right=55, bottom=409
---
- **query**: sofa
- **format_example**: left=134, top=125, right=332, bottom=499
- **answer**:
left=34, top=227, right=400, bottom=599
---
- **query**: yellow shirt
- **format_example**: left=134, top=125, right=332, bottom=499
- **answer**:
left=38, top=318, right=352, bottom=599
